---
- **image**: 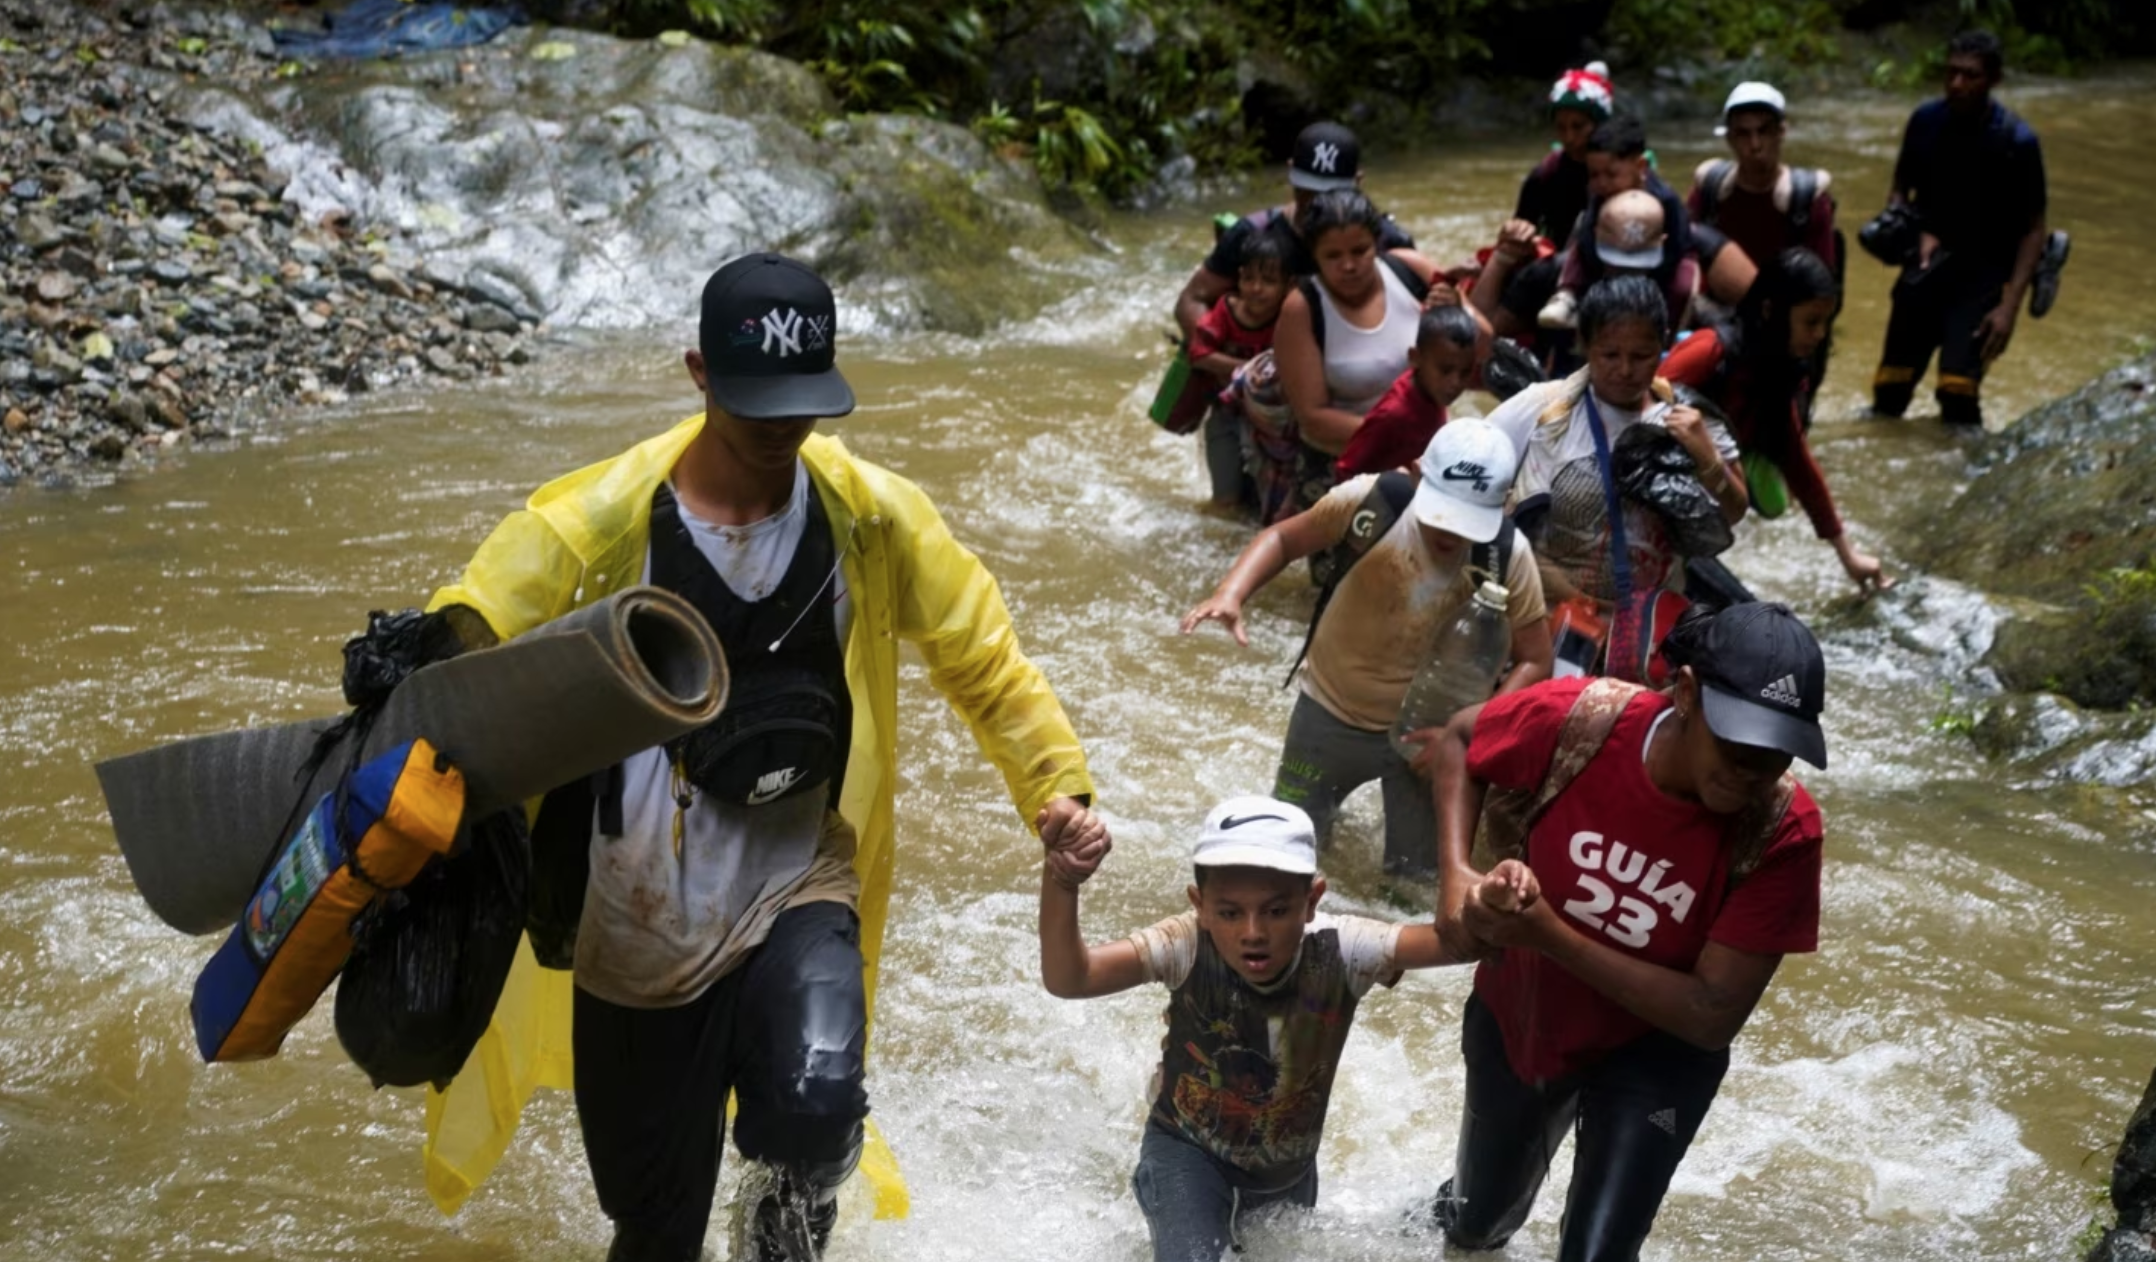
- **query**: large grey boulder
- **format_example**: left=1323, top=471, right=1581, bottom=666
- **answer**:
left=160, top=26, right=1094, bottom=333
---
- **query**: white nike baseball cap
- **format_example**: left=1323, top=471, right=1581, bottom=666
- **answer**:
left=1192, top=795, right=1317, bottom=875
left=1409, top=417, right=1518, bottom=543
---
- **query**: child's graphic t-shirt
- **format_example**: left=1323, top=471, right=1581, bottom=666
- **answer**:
left=1126, top=911, right=1401, bottom=1187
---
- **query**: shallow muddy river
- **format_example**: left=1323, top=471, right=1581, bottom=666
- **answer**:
left=4, top=66, right=2156, bottom=1261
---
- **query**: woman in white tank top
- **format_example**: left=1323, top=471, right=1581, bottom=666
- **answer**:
left=1274, top=191, right=1455, bottom=457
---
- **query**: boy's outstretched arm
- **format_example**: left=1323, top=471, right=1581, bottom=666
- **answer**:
left=1037, top=805, right=1148, bottom=999
left=1392, top=860, right=1541, bottom=971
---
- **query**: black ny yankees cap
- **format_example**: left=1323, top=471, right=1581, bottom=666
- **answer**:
left=698, top=253, right=856, bottom=420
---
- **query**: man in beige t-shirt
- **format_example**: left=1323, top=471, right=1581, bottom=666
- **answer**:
left=1183, top=420, right=1551, bottom=876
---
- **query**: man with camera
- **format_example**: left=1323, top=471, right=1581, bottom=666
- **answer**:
left=1865, top=29, right=2065, bottom=428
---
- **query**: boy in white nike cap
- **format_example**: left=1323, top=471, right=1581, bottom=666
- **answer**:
left=1037, top=794, right=1537, bottom=1261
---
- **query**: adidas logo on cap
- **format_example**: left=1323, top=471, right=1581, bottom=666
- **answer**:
left=1759, top=674, right=1803, bottom=708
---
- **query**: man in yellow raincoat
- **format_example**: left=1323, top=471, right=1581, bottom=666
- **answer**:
left=421, top=253, right=1101, bottom=1260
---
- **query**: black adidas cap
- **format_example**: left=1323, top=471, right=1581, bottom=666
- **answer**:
left=1691, top=602, right=1828, bottom=769
left=697, top=253, right=856, bottom=421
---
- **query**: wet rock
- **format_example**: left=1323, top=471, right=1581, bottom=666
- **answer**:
left=365, top=263, right=413, bottom=300
left=1927, top=356, right=2156, bottom=604
left=106, top=393, right=150, bottom=433
left=149, top=259, right=194, bottom=285
left=15, top=214, right=67, bottom=250
left=462, top=301, right=522, bottom=334
left=33, top=272, right=79, bottom=302
left=1927, top=354, right=2156, bottom=720
left=87, top=433, right=127, bottom=460
left=2086, top=1067, right=2156, bottom=1260
left=4, top=408, right=29, bottom=434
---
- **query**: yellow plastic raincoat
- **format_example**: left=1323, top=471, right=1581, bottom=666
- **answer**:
left=419, top=416, right=1094, bottom=1217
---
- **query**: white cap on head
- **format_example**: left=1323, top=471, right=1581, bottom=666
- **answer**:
left=1193, top=796, right=1317, bottom=875
left=1408, top=417, right=1517, bottom=543
left=1594, top=188, right=1667, bottom=271
left=1715, top=81, right=1787, bottom=135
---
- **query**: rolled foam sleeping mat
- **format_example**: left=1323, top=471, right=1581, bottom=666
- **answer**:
left=98, top=586, right=729, bottom=935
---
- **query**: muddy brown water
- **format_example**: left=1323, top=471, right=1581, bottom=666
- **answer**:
left=4, top=68, right=2156, bottom=1260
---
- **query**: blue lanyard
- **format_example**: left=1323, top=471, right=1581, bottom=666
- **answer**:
left=1582, top=390, right=1637, bottom=678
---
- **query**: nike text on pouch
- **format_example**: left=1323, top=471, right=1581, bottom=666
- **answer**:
left=746, top=766, right=805, bottom=805
left=1218, top=813, right=1287, bottom=830
left=1441, top=461, right=1492, bottom=493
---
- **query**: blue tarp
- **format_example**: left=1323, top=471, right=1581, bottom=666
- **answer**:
left=271, top=0, right=527, bottom=59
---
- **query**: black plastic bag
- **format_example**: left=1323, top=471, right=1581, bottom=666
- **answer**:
left=1612, top=424, right=1734, bottom=559
left=341, top=608, right=466, bottom=707
left=335, top=809, right=530, bottom=1090
left=1483, top=337, right=1547, bottom=403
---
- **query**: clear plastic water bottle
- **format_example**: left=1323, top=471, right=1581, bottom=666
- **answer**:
left=1391, top=580, right=1512, bottom=760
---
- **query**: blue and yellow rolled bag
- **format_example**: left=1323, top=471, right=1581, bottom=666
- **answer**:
left=191, top=739, right=465, bottom=1063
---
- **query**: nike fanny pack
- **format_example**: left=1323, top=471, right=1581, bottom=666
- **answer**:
left=670, top=665, right=844, bottom=807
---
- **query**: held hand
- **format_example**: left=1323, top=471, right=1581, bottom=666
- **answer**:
left=1037, top=798, right=1111, bottom=888
left=1664, top=404, right=1720, bottom=469
left=1179, top=594, right=1248, bottom=646
left=1462, top=881, right=1556, bottom=951
left=1425, top=279, right=1463, bottom=311
left=1917, top=232, right=1940, bottom=270
left=1974, top=302, right=2018, bottom=365
left=1481, top=858, right=1541, bottom=912
left=1437, top=864, right=1496, bottom=964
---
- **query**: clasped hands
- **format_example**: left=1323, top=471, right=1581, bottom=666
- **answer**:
left=1038, top=796, right=1111, bottom=890
left=1440, top=858, right=1550, bottom=960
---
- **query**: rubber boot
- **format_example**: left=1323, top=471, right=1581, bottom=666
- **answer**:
left=748, top=1166, right=843, bottom=1262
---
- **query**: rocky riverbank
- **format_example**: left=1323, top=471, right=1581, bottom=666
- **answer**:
left=0, top=0, right=543, bottom=487
left=1, top=0, right=1099, bottom=489
left=1915, top=351, right=2156, bottom=784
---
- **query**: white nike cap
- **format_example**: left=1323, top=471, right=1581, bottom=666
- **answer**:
left=1192, top=795, right=1318, bottom=875
left=1409, top=417, right=1518, bottom=543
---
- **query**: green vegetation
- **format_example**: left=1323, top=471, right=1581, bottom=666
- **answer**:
left=1928, top=683, right=1981, bottom=740
left=558, top=0, right=2152, bottom=196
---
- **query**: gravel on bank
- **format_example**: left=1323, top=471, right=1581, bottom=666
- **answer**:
left=0, top=0, right=542, bottom=489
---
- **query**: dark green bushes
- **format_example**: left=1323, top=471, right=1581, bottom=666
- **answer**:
left=559, top=0, right=2150, bottom=196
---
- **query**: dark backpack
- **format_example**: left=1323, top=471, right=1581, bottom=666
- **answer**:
left=1696, top=162, right=1839, bottom=260
left=1298, top=254, right=1431, bottom=354
left=1284, top=469, right=1515, bottom=687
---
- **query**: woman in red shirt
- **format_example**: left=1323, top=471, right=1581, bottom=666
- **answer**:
left=1426, top=601, right=1829, bottom=1262
left=1662, top=248, right=1892, bottom=593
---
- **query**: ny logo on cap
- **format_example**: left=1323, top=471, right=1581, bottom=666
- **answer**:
left=759, top=308, right=831, bottom=358
left=1441, top=460, right=1492, bottom=493
left=1310, top=142, right=1340, bottom=173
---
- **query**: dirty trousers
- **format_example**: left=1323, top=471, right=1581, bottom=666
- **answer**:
left=573, top=901, right=868, bottom=1261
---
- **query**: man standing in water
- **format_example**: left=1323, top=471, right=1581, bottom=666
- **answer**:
left=427, top=253, right=1102, bottom=1261
left=1870, top=29, right=2056, bottom=427
left=1172, top=121, right=1416, bottom=340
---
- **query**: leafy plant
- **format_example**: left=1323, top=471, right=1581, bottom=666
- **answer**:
left=1929, top=684, right=1980, bottom=739
left=2084, top=564, right=2156, bottom=621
